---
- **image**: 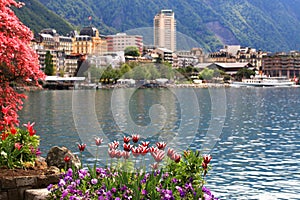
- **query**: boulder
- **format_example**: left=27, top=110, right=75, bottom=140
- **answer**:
left=46, top=146, right=81, bottom=169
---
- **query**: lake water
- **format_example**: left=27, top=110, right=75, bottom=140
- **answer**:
left=19, top=88, right=300, bottom=200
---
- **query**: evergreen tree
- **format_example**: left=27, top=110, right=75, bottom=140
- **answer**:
left=44, top=51, right=54, bottom=75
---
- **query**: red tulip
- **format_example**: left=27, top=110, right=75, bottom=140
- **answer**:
left=64, top=155, right=71, bottom=163
left=203, top=154, right=212, bottom=164
left=95, top=137, right=103, bottom=146
left=132, top=134, right=140, bottom=143
left=123, top=136, right=131, bottom=144
left=156, top=142, right=167, bottom=150
left=139, top=145, right=149, bottom=156
left=123, top=143, right=133, bottom=152
left=1, top=133, right=9, bottom=140
left=78, top=143, right=86, bottom=152
left=131, top=147, right=141, bottom=157
left=10, top=127, right=17, bottom=135
left=141, top=141, right=150, bottom=147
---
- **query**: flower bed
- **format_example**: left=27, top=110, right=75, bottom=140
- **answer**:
left=47, top=136, right=219, bottom=200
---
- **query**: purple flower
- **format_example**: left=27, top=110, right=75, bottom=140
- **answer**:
left=142, top=189, right=148, bottom=195
left=175, top=186, right=186, bottom=198
left=172, top=178, right=178, bottom=183
left=91, top=178, right=98, bottom=185
left=58, top=179, right=66, bottom=187
left=67, top=168, right=73, bottom=177
left=120, top=185, right=127, bottom=191
left=163, top=172, right=169, bottom=179
left=47, top=184, right=53, bottom=191
left=160, top=189, right=174, bottom=200
left=110, top=187, right=117, bottom=193
left=62, top=189, right=69, bottom=198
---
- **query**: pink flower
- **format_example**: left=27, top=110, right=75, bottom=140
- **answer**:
left=14, top=142, right=22, bottom=150
left=1, top=106, right=10, bottom=115
left=115, top=150, right=122, bottom=159
left=150, top=162, right=159, bottom=170
left=156, top=142, right=167, bottom=150
left=167, top=148, right=175, bottom=158
left=132, top=134, right=140, bottom=143
left=24, top=121, right=36, bottom=136
left=95, top=137, right=103, bottom=146
left=171, top=153, right=181, bottom=163
left=108, top=141, right=119, bottom=149
left=78, top=143, right=86, bottom=152
left=149, top=146, right=159, bottom=156
left=152, top=150, right=165, bottom=162
left=123, top=136, right=131, bottom=144
left=108, top=149, right=116, bottom=158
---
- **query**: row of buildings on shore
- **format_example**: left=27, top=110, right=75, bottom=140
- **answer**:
left=30, top=9, right=300, bottom=79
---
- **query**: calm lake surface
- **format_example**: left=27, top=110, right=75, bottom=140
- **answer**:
left=19, top=88, right=300, bottom=200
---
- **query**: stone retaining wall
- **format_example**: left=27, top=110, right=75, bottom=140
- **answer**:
left=0, top=174, right=59, bottom=200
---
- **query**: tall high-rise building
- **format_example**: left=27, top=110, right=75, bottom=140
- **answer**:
left=154, top=9, right=176, bottom=52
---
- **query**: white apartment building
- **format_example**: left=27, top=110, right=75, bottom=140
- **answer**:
left=154, top=9, right=176, bottom=52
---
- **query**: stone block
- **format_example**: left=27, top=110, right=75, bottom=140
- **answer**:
left=25, top=188, right=50, bottom=200
left=36, top=174, right=59, bottom=188
left=8, top=188, right=19, bottom=200
left=0, top=191, right=8, bottom=200
left=16, top=176, right=37, bottom=187
left=1, top=178, right=16, bottom=189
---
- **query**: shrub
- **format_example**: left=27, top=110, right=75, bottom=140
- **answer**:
left=0, top=122, right=40, bottom=169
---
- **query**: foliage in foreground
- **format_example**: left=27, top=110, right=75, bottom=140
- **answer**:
left=0, top=122, right=40, bottom=169
left=48, top=136, right=218, bottom=200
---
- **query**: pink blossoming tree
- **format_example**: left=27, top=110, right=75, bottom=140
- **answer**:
left=0, top=0, right=45, bottom=131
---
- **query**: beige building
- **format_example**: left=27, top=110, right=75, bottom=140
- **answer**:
left=106, top=33, right=143, bottom=54
left=154, top=10, right=176, bottom=52
left=73, top=27, right=107, bottom=55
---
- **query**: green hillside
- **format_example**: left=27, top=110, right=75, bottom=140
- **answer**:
left=14, top=0, right=74, bottom=36
left=19, top=0, right=300, bottom=52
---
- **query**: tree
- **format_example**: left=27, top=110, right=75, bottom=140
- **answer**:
left=0, top=0, right=45, bottom=130
left=199, top=68, right=214, bottom=80
left=124, top=46, right=140, bottom=57
left=235, top=68, right=255, bottom=81
left=44, top=51, right=54, bottom=75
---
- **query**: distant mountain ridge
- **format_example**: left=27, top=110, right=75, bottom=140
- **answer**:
left=14, top=0, right=73, bottom=36
left=17, top=0, right=300, bottom=52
